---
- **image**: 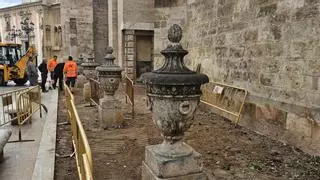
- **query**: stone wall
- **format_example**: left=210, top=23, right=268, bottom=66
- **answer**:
left=60, top=0, right=94, bottom=61
left=122, top=0, right=154, bottom=28
left=185, top=0, right=319, bottom=109
left=184, top=0, right=320, bottom=155
left=154, top=0, right=187, bottom=69
left=43, top=4, right=62, bottom=59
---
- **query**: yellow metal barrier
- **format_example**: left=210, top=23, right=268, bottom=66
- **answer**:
left=0, top=86, right=42, bottom=143
left=88, top=78, right=102, bottom=107
left=201, top=82, right=248, bottom=124
left=0, top=88, right=29, bottom=126
left=65, top=84, right=93, bottom=180
left=17, top=86, right=42, bottom=125
left=125, top=74, right=134, bottom=117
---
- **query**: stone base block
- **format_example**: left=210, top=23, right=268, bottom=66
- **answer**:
left=83, top=82, right=91, bottom=102
left=142, top=144, right=207, bottom=180
left=76, top=74, right=87, bottom=88
left=99, top=95, right=124, bottom=129
left=142, top=162, right=207, bottom=180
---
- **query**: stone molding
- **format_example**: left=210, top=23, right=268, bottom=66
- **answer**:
left=121, top=22, right=154, bottom=31
left=0, top=1, right=43, bottom=13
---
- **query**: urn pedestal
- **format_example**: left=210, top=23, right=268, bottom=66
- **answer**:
left=141, top=25, right=209, bottom=180
left=142, top=145, right=207, bottom=180
left=76, top=54, right=86, bottom=88
left=96, top=47, right=124, bottom=129
left=98, top=95, right=123, bottom=129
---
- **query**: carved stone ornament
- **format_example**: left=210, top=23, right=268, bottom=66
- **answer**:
left=141, top=24, right=209, bottom=157
left=45, top=25, right=51, bottom=32
left=96, top=47, right=124, bottom=96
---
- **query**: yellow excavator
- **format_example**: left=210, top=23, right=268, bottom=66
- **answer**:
left=0, top=43, right=37, bottom=86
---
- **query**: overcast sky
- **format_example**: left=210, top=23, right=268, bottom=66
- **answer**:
left=0, top=0, right=22, bottom=8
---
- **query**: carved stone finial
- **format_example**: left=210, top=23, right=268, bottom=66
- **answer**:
left=168, top=24, right=182, bottom=43
left=87, top=53, right=94, bottom=62
left=106, top=46, right=113, bottom=54
left=104, top=46, right=116, bottom=66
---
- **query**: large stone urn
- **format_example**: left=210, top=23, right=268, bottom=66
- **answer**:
left=96, top=47, right=124, bottom=129
left=81, top=53, right=100, bottom=79
left=141, top=24, right=209, bottom=180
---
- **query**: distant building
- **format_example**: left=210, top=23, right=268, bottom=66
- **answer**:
left=0, top=1, right=44, bottom=61
left=0, top=0, right=95, bottom=64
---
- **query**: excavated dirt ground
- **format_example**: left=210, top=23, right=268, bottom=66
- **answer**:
left=55, top=85, right=320, bottom=180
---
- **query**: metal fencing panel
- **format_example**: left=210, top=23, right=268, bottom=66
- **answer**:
left=0, top=86, right=42, bottom=142
left=0, top=88, right=28, bottom=126
left=201, top=82, right=248, bottom=124
left=125, top=75, right=134, bottom=117
left=65, top=84, right=93, bottom=180
left=89, top=78, right=102, bottom=107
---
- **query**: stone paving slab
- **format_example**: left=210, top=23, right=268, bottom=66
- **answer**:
left=0, top=89, right=58, bottom=180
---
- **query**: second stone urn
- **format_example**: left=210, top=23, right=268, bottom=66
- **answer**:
left=81, top=53, right=100, bottom=79
left=96, top=47, right=124, bottom=129
left=141, top=24, right=209, bottom=180
left=96, top=47, right=123, bottom=96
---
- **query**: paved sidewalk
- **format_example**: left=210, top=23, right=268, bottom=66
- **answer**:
left=0, top=89, right=58, bottom=180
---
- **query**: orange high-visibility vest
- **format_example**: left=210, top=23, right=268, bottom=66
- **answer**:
left=64, top=60, right=78, bottom=77
left=48, top=58, right=58, bottom=72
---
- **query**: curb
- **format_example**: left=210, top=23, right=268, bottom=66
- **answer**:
left=32, top=90, right=59, bottom=180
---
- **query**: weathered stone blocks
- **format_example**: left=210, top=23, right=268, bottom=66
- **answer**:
left=76, top=74, right=87, bottom=88
left=142, top=144, right=207, bottom=180
left=286, top=113, right=312, bottom=138
left=98, top=96, right=124, bottom=129
left=83, top=82, right=91, bottom=103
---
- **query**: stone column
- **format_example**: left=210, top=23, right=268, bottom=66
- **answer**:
left=96, top=47, right=124, bottom=129
left=141, top=25, right=209, bottom=180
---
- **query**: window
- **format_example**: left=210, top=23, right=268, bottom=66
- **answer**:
left=0, top=46, right=21, bottom=65
left=4, top=15, right=11, bottom=31
left=69, top=18, right=77, bottom=34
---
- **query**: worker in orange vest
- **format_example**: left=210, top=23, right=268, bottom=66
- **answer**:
left=63, top=56, right=78, bottom=92
left=47, top=55, right=58, bottom=89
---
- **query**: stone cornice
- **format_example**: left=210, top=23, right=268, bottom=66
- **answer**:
left=47, top=2, right=61, bottom=7
left=0, top=1, right=43, bottom=13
